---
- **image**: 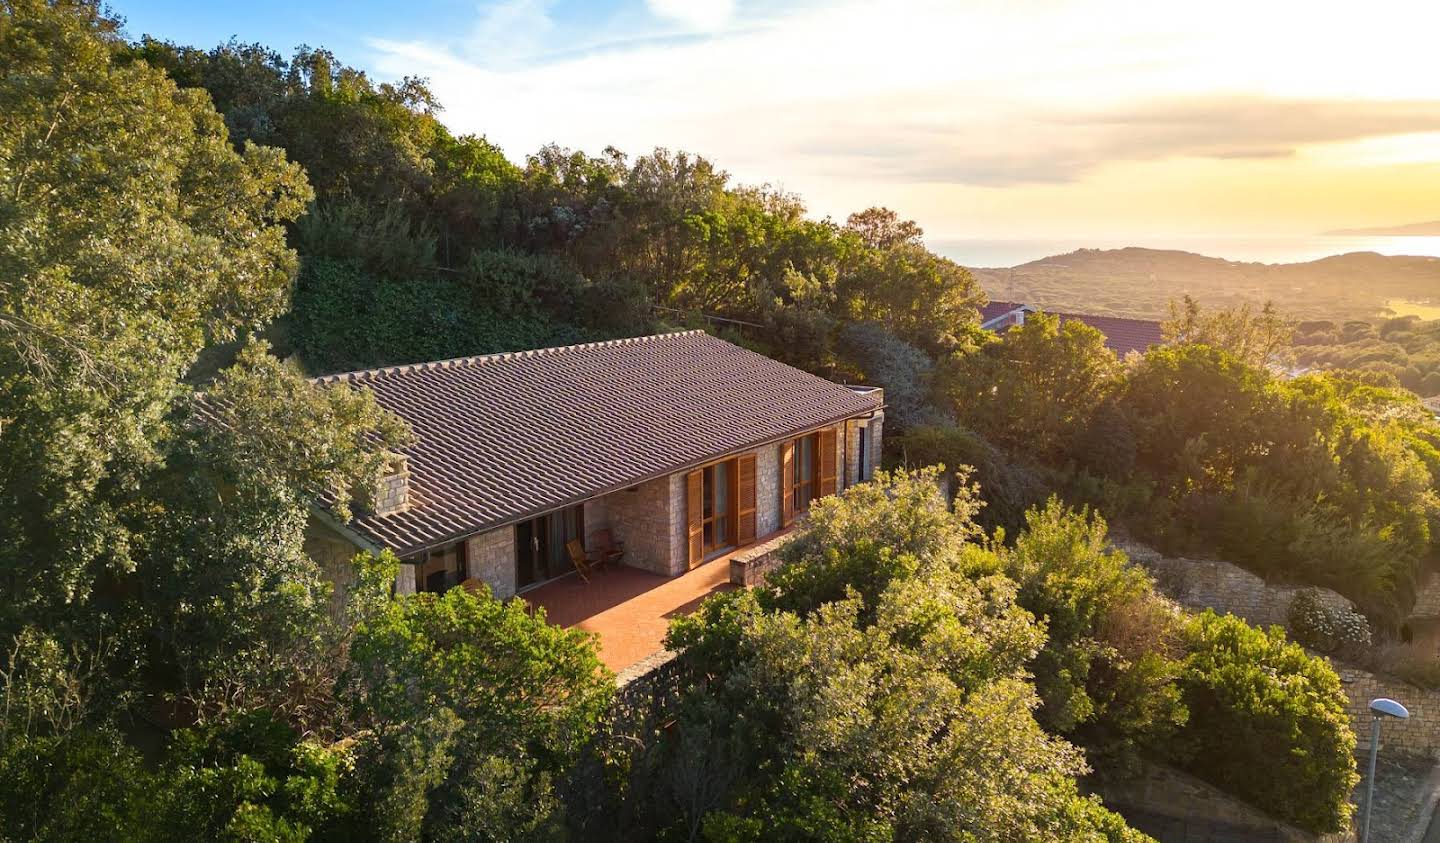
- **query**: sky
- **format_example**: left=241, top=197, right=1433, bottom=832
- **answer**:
left=115, top=0, right=1440, bottom=244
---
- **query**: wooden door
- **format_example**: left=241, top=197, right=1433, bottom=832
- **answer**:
left=818, top=427, right=838, bottom=498
left=736, top=453, right=757, bottom=545
left=686, top=469, right=703, bottom=568
left=780, top=440, right=795, bottom=526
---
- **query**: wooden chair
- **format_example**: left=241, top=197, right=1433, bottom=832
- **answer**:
left=589, top=529, right=625, bottom=566
left=566, top=539, right=592, bottom=581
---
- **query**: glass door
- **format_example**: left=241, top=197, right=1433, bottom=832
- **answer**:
left=516, top=504, right=585, bottom=588
left=701, top=458, right=736, bottom=557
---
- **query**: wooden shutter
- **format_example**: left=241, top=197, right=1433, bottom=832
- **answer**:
left=736, top=454, right=758, bottom=545
left=780, top=441, right=795, bottom=527
left=686, top=469, right=703, bottom=568
left=818, top=427, right=838, bottom=498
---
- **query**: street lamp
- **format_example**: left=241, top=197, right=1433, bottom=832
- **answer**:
left=1362, top=697, right=1410, bottom=843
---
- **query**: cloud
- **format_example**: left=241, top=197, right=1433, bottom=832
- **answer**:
left=644, top=0, right=736, bottom=31
left=365, top=0, right=1440, bottom=228
left=779, top=96, right=1440, bottom=186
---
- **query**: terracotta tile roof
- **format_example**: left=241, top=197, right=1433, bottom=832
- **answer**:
left=315, top=331, right=882, bottom=555
left=978, top=301, right=1164, bottom=356
left=1059, top=312, right=1165, bottom=356
left=980, top=300, right=1024, bottom=323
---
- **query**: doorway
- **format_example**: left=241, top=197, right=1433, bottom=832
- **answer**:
left=516, top=504, right=585, bottom=589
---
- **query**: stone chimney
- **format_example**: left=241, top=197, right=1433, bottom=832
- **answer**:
left=369, top=453, right=411, bottom=516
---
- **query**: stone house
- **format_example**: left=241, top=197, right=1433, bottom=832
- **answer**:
left=304, top=330, right=884, bottom=600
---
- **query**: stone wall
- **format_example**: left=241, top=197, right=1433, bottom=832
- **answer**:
left=1337, top=667, right=1440, bottom=758
left=1412, top=573, right=1440, bottom=619
left=467, top=527, right=516, bottom=599
left=303, top=516, right=366, bottom=620
left=1101, top=760, right=1353, bottom=842
left=1115, top=538, right=1440, bottom=760
left=583, top=496, right=611, bottom=541
left=729, top=529, right=799, bottom=587
left=755, top=443, right=782, bottom=537
left=1114, top=539, right=1352, bottom=628
left=605, top=474, right=678, bottom=576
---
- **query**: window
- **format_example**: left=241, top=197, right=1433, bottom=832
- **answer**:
left=789, top=432, right=819, bottom=515
left=414, top=540, right=467, bottom=593
left=702, top=458, right=736, bottom=556
left=857, top=424, right=869, bottom=482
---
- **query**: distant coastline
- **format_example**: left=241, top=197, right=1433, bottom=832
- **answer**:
left=932, top=235, right=1440, bottom=269
left=1322, top=220, right=1440, bottom=237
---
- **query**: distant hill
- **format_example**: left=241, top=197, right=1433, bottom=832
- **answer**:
left=1323, top=220, right=1440, bottom=236
left=967, top=247, right=1440, bottom=321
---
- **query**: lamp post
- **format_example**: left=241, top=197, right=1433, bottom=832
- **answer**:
left=1362, top=697, right=1410, bottom=843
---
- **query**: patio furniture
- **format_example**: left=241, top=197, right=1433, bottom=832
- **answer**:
left=566, top=538, right=606, bottom=582
left=589, top=529, right=625, bottom=566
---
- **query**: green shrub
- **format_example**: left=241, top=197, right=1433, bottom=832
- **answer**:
left=1287, top=589, right=1372, bottom=655
left=1169, top=611, right=1358, bottom=834
left=1000, top=500, right=1187, bottom=775
left=896, top=426, right=1050, bottom=535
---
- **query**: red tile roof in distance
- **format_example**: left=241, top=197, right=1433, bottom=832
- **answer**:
left=978, top=300, right=1163, bottom=356
left=315, top=331, right=883, bottom=555
left=980, top=300, right=1024, bottom=323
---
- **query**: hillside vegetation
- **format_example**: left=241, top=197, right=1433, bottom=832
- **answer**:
left=0, top=2, right=1382, bottom=840
left=971, top=247, right=1440, bottom=321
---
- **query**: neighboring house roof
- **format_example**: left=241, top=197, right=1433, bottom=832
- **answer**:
left=978, top=301, right=1164, bottom=357
left=979, top=300, right=1024, bottom=323
left=314, top=331, right=883, bottom=555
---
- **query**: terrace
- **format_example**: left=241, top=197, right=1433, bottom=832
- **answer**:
left=522, top=555, right=736, bottom=674
left=521, top=532, right=794, bottom=675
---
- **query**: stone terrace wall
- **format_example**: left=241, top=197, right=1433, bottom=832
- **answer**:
left=1113, top=539, right=1352, bottom=628
left=1114, top=538, right=1440, bottom=759
left=1101, top=760, right=1353, bottom=843
left=1337, top=667, right=1440, bottom=758
left=729, top=529, right=799, bottom=587
left=1412, top=573, right=1440, bottom=619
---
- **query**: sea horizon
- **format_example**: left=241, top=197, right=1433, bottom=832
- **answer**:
left=931, top=235, right=1440, bottom=269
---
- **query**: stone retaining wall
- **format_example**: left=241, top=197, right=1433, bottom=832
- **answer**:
left=1337, top=667, right=1440, bottom=758
left=1113, top=539, right=1352, bottom=628
left=1412, top=573, right=1440, bottom=619
left=1114, top=538, right=1440, bottom=759
left=728, top=529, right=799, bottom=587
left=1101, top=760, right=1353, bottom=842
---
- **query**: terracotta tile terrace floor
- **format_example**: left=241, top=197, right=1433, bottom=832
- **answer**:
left=522, top=557, right=737, bottom=674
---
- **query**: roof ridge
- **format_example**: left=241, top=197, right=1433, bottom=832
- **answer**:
left=312, top=329, right=708, bottom=385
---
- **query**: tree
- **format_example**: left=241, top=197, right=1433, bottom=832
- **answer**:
left=1164, top=296, right=1295, bottom=369
left=944, top=312, right=1121, bottom=462
left=0, top=0, right=311, bottom=632
left=1170, top=612, right=1357, bottom=834
left=666, top=470, right=1149, bottom=841
left=1000, top=500, right=1186, bottom=774
left=343, top=585, right=613, bottom=840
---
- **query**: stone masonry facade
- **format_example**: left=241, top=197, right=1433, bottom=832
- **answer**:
left=313, top=416, right=881, bottom=596
left=604, top=473, right=678, bottom=576
left=467, top=527, right=517, bottom=599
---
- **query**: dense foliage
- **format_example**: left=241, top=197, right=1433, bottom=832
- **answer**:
left=120, top=37, right=988, bottom=380
left=0, top=3, right=1374, bottom=840
left=657, top=472, right=1356, bottom=837
left=661, top=470, right=1149, bottom=841
left=1171, top=612, right=1358, bottom=833
left=1295, top=314, right=1440, bottom=396
left=902, top=308, right=1440, bottom=627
